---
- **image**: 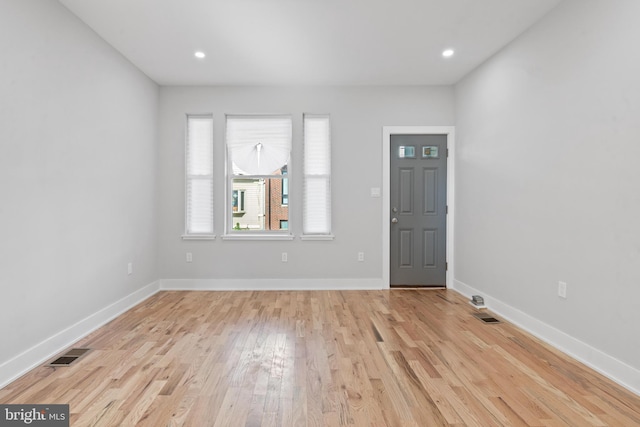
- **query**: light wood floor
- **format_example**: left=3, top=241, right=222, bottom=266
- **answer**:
left=1, top=290, right=639, bottom=426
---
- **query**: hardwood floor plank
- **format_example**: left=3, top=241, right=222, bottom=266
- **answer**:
left=1, top=289, right=639, bottom=426
left=75, top=387, right=124, bottom=427
left=408, top=360, right=467, bottom=425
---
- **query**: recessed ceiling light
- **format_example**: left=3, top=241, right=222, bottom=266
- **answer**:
left=442, top=49, right=455, bottom=58
left=194, top=51, right=206, bottom=59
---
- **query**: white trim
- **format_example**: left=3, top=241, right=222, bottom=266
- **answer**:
left=221, top=234, right=294, bottom=241
left=300, top=234, right=335, bottom=241
left=382, top=126, right=455, bottom=289
left=160, top=278, right=383, bottom=291
left=181, top=234, right=216, bottom=240
left=0, top=281, right=161, bottom=389
left=452, top=279, right=640, bottom=397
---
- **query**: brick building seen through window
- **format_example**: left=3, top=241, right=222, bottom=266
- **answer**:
left=232, top=167, right=288, bottom=231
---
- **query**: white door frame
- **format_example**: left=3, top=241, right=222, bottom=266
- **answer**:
left=382, top=126, right=455, bottom=288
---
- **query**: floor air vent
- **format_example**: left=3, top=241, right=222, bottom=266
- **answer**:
left=474, top=313, right=501, bottom=324
left=48, top=348, right=91, bottom=367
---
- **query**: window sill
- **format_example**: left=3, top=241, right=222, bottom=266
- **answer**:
left=301, top=234, right=335, bottom=241
left=222, top=234, right=295, bottom=241
left=182, top=234, right=216, bottom=240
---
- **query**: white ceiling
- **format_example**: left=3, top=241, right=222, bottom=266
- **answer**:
left=58, top=0, right=561, bottom=86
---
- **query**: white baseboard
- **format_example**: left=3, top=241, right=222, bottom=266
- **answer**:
left=0, top=281, right=160, bottom=389
left=452, top=278, right=640, bottom=397
left=160, top=278, right=385, bottom=291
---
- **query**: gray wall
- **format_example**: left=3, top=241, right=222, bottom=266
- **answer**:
left=0, top=0, right=158, bottom=366
left=455, top=0, right=640, bottom=372
left=158, top=86, right=453, bottom=283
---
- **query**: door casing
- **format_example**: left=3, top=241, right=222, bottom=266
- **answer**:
left=382, top=126, right=455, bottom=289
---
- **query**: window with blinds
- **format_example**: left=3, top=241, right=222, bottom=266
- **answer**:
left=303, top=114, right=332, bottom=237
left=184, top=114, right=214, bottom=237
left=226, top=115, right=292, bottom=234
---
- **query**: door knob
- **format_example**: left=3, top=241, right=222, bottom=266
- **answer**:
left=391, top=217, right=398, bottom=224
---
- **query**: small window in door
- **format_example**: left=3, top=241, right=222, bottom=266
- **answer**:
left=398, top=145, right=416, bottom=158
left=422, top=146, right=439, bottom=158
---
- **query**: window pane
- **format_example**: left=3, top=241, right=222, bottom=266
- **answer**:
left=282, top=178, right=288, bottom=205
left=304, top=116, right=330, bottom=174
left=231, top=177, right=288, bottom=231
left=187, top=117, right=213, bottom=175
left=303, top=177, right=330, bottom=234
left=187, top=179, right=213, bottom=234
left=232, top=189, right=245, bottom=212
left=227, top=115, right=292, bottom=234
left=282, top=166, right=288, bottom=205
left=398, top=145, right=416, bottom=158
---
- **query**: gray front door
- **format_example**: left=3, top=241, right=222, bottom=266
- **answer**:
left=390, top=134, right=447, bottom=287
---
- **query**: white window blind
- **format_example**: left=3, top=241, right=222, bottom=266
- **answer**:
left=303, top=114, right=331, bottom=235
left=185, top=115, right=214, bottom=235
left=226, top=115, right=292, bottom=175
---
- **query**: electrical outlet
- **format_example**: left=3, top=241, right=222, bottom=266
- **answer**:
left=282, top=252, right=288, bottom=262
left=358, top=252, right=365, bottom=262
left=127, top=262, right=133, bottom=275
left=558, top=281, right=567, bottom=299
left=186, top=252, right=193, bottom=263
